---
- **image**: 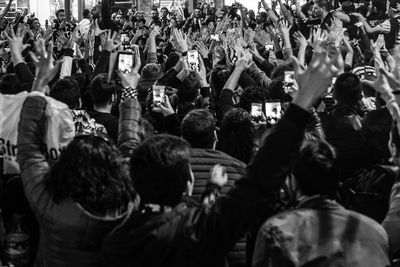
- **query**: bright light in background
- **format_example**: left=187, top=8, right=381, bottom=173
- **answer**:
left=224, top=0, right=307, bottom=13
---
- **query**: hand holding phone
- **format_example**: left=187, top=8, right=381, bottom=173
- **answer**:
left=187, top=50, right=199, bottom=72
left=283, top=71, right=295, bottom=94
left=153, top=85, right=166, bottom=105
left=265, top=101, right=282, bottom=125
left=118, top=51, right=134, bottom=73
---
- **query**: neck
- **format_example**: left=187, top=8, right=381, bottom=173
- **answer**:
left=94, top=105, right=111, bottom=113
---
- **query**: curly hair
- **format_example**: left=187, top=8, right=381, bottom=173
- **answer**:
left=217, top=108, right=255, bottom=164
left=44, top=135, right=135, bottom=216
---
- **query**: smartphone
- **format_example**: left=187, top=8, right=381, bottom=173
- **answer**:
left=188, top=50, right=199, bottom=72
left=265, top=101, right=282, bottom=124
left=153, top=85, right=166, bottom=105
left=283, top=71, right=295, bottom=94
left=326, top=77, right=337, bottom=97
left=265, top=44, right=274, bottom=51
left=121, top=33, right=130, bottom=43
left=251, top=103, right=263, bottom=122
left=117, top=51, right=134, bottom=73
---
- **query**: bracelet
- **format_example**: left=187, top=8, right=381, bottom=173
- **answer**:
left=181, top=51, right=188, bottom=57
left=122, top=87, right=138, bottom=101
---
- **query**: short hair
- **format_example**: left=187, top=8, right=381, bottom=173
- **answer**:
left=161, top=7, right=169, bottom=13
left=177, top=75, right=199, bottom=103
left=130, top=134, right=192, bottom=207
left=50, top=77, right=81, bottom=109
left=239, top=86, right=267, bottom=113
left=90, top=74, right=116, bottom=107
left=181, top=109, right=215, bottom=149
left=372, top=0, right=387, bottom=13
left=83, top=9, right=90, bottom=18
left=0, top=74, right=22, bottom=94
left=314, top=0, right=332, bottom=11
left=137, top=18, right=146, bottom=24
left=333, top=73, right=362, bottom=106
left=293, top=139, right=338, bottom=197
left=56, top=9, right=65, bottom=17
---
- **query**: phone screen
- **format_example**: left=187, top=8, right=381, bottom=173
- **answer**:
left=188, top=50, right=199, bottom=72
left=211, top=34, right=220, bottom=41
left=283, top=71, right=295, bottom=94
left=265, top=44, right=274, bottom=51
left=251, top=103, right=263, bottom=122
left=265, top=102, right=282, bottom=125
left=118, top=53, right=133, bottom=73
left=153, top=85, right=165, bottom=105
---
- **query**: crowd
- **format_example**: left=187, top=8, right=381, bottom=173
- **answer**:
left=2, top=0, right=400, bottom=266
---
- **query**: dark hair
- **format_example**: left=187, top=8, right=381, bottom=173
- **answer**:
left=314, top=0, right=332, bottom=11
left=217, top=108, right=254, bottom=164
left=90, top=74, right=116, bottom=107
left=333, top=73, right=362, bottom=106
left=50, top=77, right=81, bottom=109
left=83, top=9, right=90, bottom=18
left=239, top=86, right=268, bottom=113
left=0, top=74, right=22, bottom=94
left=56, top=9, right=65, bottom=17
left=293, top=139, right=338, bottom=197
left=130, top=134, right=192, bottom=207
left=161, top=7, right=169, bottom=13
left=341, top=1, right=355, bottom=13
left=44, top=135, right=135, bottom=216
left=177, top=75, right=200, bottom=104
left=210, top=66, right=232, bottom=101
left=137, top=18, right=146, bottom=24
left=372, top=0, right=387, bottom=13
left=181, top=109, right=215, bottom=149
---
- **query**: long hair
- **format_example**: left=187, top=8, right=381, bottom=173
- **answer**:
left=44, top=135, right=135, bottom=216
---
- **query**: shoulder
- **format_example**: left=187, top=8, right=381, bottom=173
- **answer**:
left=190, top=149, right=246, bottom=169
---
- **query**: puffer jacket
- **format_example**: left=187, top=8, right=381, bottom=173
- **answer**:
left=17, top=95, right=133, bottom=267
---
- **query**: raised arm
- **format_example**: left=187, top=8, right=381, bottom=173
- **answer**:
left=0, top=0, right=13, bottom=20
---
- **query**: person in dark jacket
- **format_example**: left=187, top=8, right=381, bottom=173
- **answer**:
left=321, top=72, right=368, bottom=180
left=101, top=48, right=340, bottom=266
left=88, top=74, right=119, bottom=143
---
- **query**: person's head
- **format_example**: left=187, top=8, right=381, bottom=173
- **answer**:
left=239, top=86, right=268, bottom=113
left=293, top=139, right=338, bottom=198
left=219, top=9, right=226, bottom=17
left=371, top=0, right=387, bottom=14
left=341, top=1, right=355, bottom=13
left=56, top=9, right=66, bottom=21
left=91, top=4, right=101, bottom=18
left=130, top=135, right=193, bottom=207
left=248, top=9, right=256, bottom=19
left=312, top=0, right=332, bottom=18
left=217, top=108, right=254, bottom=164
left=44, top=135, right=135, bottom=216
left=161, top=7, right=169, bottom=18
left=0, top=74, right=22, bottom=94
left=50, top=77, right=81, bottom=110
left=176, top=14, right=184, bottom=24
left=256, top=12, right=267, bottom=24
left=90, top=74, right=117, bottom=109
left=151, top=8, right=159, bottom=19
left=181, top=109, right=216, bottom=149
left=0, top=18, right=8, bottom=30
left=31, top=18, right=40, bottom=30
left=83, top=9, right=91, bottom=19
left=170, top=17, right=177, bottom=27
left=333, top=73, right=362, bottom=106
left=194, top=8, right=202, bottom=18
left=177, top=75, right=200, bottom=105
left=15, top=9, right=23, bottom=19
left=141, top=63, right=164, bottom=81
left=137, top=18, right=146, bottom=28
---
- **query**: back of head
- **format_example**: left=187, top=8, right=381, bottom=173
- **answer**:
left=177, top=75, right=200, bottom=104
left=373, top=0, right=387, bottom=13
left=0, top=74, right=22, bottom=94
left=333, top=72, right=362, bottom=106
left=45, top=135, right=135, bottom=216
left=181, top=109, right=215, bottom=149
left=218, top=108, right=254, bottom=164
left=239, top=86, right=267, bottom=113
left=50, top=77, right=81, bottom=109
left=314, top=0, right=332, bottom=11
left=341, top=1, right=355, bottom=13
left=141, top=63, right=164, bottom=81
left=83, top=9, right=90, bottom=18
left=130, top=134, right=192, bottom=207
left=90, top=74, right=116, bottom=107
left=293, top=139, right=338, bottom=197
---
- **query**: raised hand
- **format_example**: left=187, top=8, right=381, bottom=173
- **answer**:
left=195, top=41, right=209, bottom=59
left=195, top=56, right=208, bottom=87
left=293, top=31, right=307, bottom=48
left=152, top=95, right=175, bottom=117
left=30, top=41, right=63, bottom=93
left=291, top=48, right=342, bottom=110
left=101, top=30, right=121, bottom=52
left=171, top=28, right=188, bottom=53
left=5, top=24, right=30, bottom=64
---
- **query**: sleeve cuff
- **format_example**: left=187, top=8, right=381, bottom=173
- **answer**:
left=284, top=104, right=312, bottom=130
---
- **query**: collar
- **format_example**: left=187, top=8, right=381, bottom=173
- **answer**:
left=296, top=195, right=343, bottom=211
